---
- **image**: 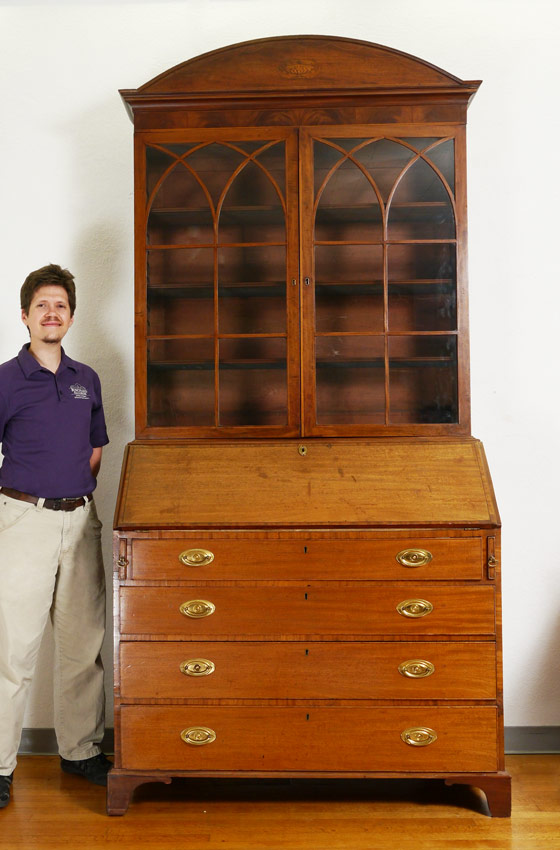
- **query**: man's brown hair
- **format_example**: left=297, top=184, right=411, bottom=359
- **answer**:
left=20, top=264, right=76, bottom=316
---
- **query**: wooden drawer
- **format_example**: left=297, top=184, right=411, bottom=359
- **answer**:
left=120, top=586, right=495, bottom=637
left=119, top=640, right=497, bottom=700
left=129, top=537, right=483, bottom=581
left=119, top=705, right=498, bottom=772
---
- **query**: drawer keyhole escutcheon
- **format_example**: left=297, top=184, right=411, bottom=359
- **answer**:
left=181, top=727, right=216, bottom=746
left=298, top=445, right=307, bottom=456
left=398, top=659, right=435, bottom=678
left=396, top=599, right=433, bottom=618
left=401, top=727, right=437, bottom=747
left=180, top=659, right=216, bottom=677
left=179, top=548, right=214, bottom=567
left=396, top=548, right=433, bottom=568
left=180, top=600, right=216, bottom=619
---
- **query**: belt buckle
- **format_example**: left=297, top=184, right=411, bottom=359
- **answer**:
left=52, top=499, right=62, bottom=511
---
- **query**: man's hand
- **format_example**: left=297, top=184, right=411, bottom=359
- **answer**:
left=90, top=446, right=102, bottom=478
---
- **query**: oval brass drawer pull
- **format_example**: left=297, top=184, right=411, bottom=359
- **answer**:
left=179, top=548, right=215, bottom=567
left=396, top=548, right=433, bottom=568
left=179, top=600, right=216, bottom=619
left=180, top=658, right=216, bottom=677
left=398, top=659, right=435, bottom=678
left=181, top=726, right=216, bottom=746
left=401, top=727, right=437, bottom=747
left=396, top=598, right=433, bottom=618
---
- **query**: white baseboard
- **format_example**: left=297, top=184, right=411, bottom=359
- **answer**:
left=18, top=727, right=560, bottom=756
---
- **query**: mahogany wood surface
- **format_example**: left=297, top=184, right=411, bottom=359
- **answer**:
left=130, top=535, right=483, bottom=581
left=444, top=773, right=512, bottom=819
left=119, top=584, right=496, bottom=638
left=114, top=439, right=499, bottom=529
left=111, top=36, right=508, bottom=819
left=119, top=640, right=497, bottom=701
left=119, top=705, right=498, bottom=772
left=126, top=36, right=478, bottom=95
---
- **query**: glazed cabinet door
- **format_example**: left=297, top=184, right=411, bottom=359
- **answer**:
left=300, top=127, right=469, bottom=436
left=136, top=128, right=301, bottom=437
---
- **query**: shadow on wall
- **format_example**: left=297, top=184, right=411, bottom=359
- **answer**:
left=23, top=96, right=134, bottom=732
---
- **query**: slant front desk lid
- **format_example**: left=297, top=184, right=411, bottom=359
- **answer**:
left=114, top=439, right=499, bottom=530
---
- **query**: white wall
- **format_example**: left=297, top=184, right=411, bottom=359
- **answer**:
left=0, top=0, right=558, bottom=729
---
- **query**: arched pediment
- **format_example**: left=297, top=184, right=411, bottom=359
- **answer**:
left=122, top=35, right=480, bottom=99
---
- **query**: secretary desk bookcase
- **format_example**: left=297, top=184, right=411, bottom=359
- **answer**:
left=109, top=36, right=510, bottom=817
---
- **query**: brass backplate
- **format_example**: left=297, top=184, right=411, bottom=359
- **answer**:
left=398, top=659, right=435, bottom=678
left=180, top=726, right=216, bottom=746
left=180, top=658, right=216, bottom=677
left=396, top=599, right=434, bottom=618
left=179, top=548, right=215, bottom=567
left=179, top=600, right=216, bottom=619
left=396, top=548, right=433, bottom=568
left=401, top=726, right=437, bottom=747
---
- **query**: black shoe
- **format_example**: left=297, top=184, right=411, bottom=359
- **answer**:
left=0, top=773, right=13, bottom=808
left=60, top=753, right=112, bottom=787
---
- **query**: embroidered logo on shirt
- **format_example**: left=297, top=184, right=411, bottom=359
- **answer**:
left=69, top=383, right=89, bottom=400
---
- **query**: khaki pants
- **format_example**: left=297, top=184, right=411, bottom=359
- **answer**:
left=0, top=493, right=106, bottom=775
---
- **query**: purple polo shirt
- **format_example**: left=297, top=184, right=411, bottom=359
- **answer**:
left=0, top=345, right=109, bottom=499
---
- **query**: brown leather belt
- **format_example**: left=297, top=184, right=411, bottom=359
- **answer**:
left=0, top=487, right=93, bottom=512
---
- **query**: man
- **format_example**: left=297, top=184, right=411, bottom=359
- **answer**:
left=0, top=264, right=111, bottom=809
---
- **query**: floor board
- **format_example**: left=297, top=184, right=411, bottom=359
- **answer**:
left=1, top=755, right=559, bottom=849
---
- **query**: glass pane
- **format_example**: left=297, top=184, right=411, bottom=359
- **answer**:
left=147, top=162, right=214, bottom=246
left=388, top=158, right=455, bottom=240
left=219, top=338, right=287, bottom=426
left=148, top=288, right=214, bottom=336
left=401, top=137, right=441, bottom=152
left=219, top=157, right=285, bottom=244
left=315, top=335, right=385, bottom=425
left=218, top=245, right=286, bottom=333
left=315, top=245, right=383, bottom=283
left=254, top=142, right=285, bottom=198
left=147, top=210, right=214, bottom=246
left=424, top=139, right=455, bottom=193
left=316, top=284, right=383, bottom=333
left=313, top=141, right=346, bottom=195
left=147, top=339, right=214, bottom=427
left=315, top=141, right=382, bottom=241
left=218, top=246, right=286, bottom=283
left=147, top=247, right=214, bottom=288
left=181, top=143, right=245, bottom=207
left=219, top=287, right=285, bottom=335
left=353, top=139, right=416, bottom=202
left=388, top=335, right=458, bottom=424
left=146, top=146, right=176, bottom=197
left=388, top=243, right=456, bottom=283
left=388, top=282, right=456, bottom=332
left=149, top=161, right=211, bottom=212
left=165, top=143, right=200, bottom=156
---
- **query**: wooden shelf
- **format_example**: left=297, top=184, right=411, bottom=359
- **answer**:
left=317, top=357, right=454, bottom=368
left=148, top=284, right=285, bottom=298
left=148, top=359, right=286, bottom=370
left=147, top=242, right=287, bottom=250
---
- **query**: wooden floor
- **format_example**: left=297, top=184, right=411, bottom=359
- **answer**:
left=1, top=755, right=559, bottom=849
